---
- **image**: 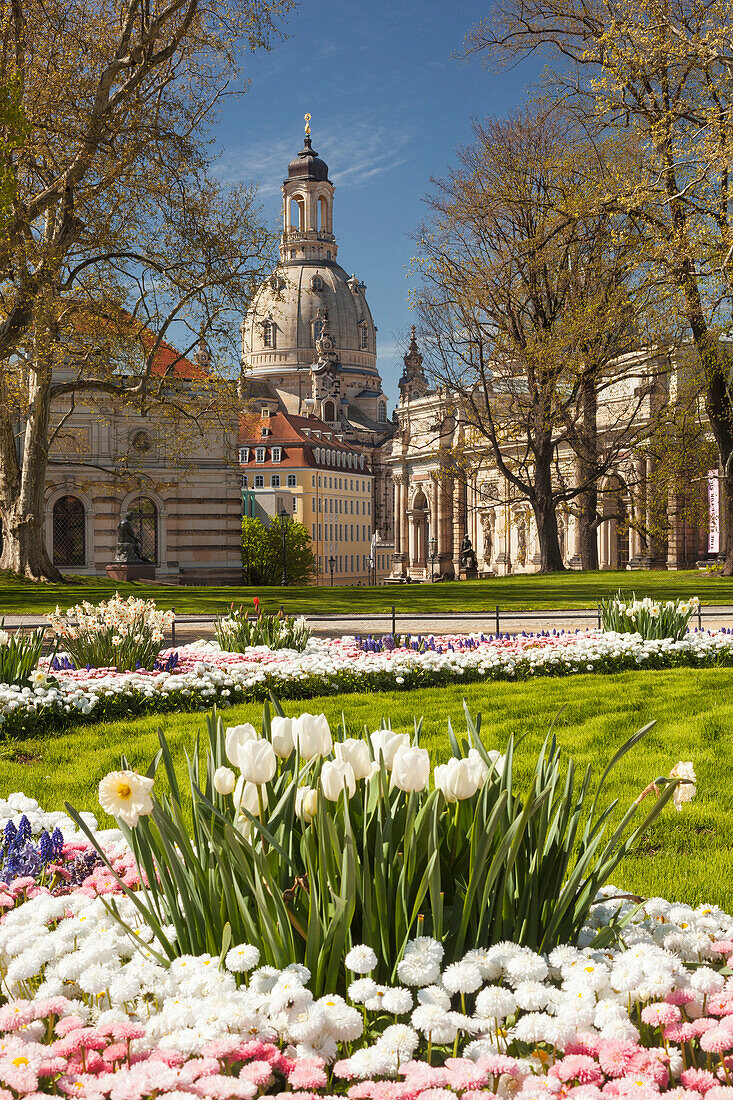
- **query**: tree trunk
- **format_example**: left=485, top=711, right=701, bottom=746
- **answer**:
left=532, top=491, right=565, bottom=571
left=531, top=445, right=565, bottom=572
left=577, top=487, right=600, bottom=571
left=0, top=358, right=62, bottom=581
left=575, top=370, right=600, bottom=570
left=0, top=501, right=60, bottom=580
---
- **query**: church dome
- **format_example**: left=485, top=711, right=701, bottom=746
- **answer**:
left=243, top=260, right=378, bottom=377
left=287, top=136, right=329, bottom=182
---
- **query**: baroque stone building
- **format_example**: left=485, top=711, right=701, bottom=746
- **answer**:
left=43, top=345, right=243, bottom=583
left=240, top=125, right=395, bottom=557
left=389, top=335, right=717, bottom=579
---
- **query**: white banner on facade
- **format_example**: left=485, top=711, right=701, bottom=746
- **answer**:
left=708, top=470, right=720, bottom=554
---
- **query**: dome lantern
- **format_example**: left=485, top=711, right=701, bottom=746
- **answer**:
left=281, top=116, right=337, bottom=263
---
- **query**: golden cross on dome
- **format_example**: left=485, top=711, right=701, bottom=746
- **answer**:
left=304, top=113, right=311, bottom=136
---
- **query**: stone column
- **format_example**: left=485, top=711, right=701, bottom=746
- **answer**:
left=453, top=480, right=464, bottom=578
left=393, top=478, right=401, bottom=556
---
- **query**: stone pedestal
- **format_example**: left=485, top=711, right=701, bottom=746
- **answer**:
left=106, top=562, right=156, bottom=582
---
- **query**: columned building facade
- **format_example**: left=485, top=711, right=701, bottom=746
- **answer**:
left=389, top=337, right=717, bottom=580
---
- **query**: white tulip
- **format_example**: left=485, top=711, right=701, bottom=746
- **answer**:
left=434, top=758, right=481, bottom=802
left=213, top=766, right=236, bottom=795
left=271, top=716, right=294, bottom=758
left=292, top=712, right=332, bottom=759
left=234, top=776, right=263, bottom=817
left=321, top=759, right=357, bottom=801
left=225, top=723, right=258, bottom=768
left=466, top=747, right=504, bottom=786
left=335, top=738, right=372, bottom=780
left=295, top=786, right=318, bottom=823
left=237, top=739, right=277, bottom=785
left=370, top=728, right=409, bottom=769
left=391, top=745, right=430, bottom=792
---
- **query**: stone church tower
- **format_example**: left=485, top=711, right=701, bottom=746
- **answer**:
left=241, top=120, right=394, bottom=544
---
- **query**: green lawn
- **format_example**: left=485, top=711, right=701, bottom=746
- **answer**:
left=6, top=666, right=733, bottom=910
left=0, top=568, right=730, bottom=616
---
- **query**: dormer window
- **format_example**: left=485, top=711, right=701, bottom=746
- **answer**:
left=260, top=425, right=271, bottom=437
left=272, top=447, right=282, bottom=463
left=261, top=407, right=271, bottom=418
left=255, top=447, right=265, bottom=463
left=263, top=319, right=276, bottom=348
left=239, top=447, right=249, bottom=463
left=311, top=274, right=324, bottom=291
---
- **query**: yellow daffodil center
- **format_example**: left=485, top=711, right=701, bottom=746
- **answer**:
left=117, top=782, right=132, bottom=800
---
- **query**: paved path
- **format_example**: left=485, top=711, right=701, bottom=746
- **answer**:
left=5, top=605, right=733, bottom=644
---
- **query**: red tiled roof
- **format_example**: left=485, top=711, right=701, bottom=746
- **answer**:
left=238, top=408, right=372, bottom=473
left=145, top=338, right=204, bottom=380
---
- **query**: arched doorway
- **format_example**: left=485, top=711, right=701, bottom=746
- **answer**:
left=410, top=488, right=429, bottom=572
left=52, top=496, right=86, bottom=566
left=127, top=497, right=159, bottom=564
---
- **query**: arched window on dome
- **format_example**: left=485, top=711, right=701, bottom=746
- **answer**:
left=323, top=400, right=335, bottom=422
left=378, top=400, right=387, bottom=424
left=359, top=323, right=369, bottom=351
left=52, top=495, right=85, bottom=566
left=263, top=320, right=276, bottom=348
left=290, top=196, right=305, bottom=232
left=313, top=319, right=323, bottom=345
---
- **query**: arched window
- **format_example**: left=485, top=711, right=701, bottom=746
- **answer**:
left=313, top=319, right=323, bottom=345
left=127, top=497, right=158, bottom=564
left=323, top=400, right=335, bottom=422
left=263, top=320, right=276, bottom=348
left=378, top=400, right=387, bottom=424
left=360, top=324, right=369, bottom=351
left=53, top=496, right=85, bottom=566
left=318, top=196, right=328, bottom=232
left=290, top=196, right=305, bottom=231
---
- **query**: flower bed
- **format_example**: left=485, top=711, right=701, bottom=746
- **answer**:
left=1, top=790, right=733, bottom=1099
left=2, top=626, right=733, bottom=737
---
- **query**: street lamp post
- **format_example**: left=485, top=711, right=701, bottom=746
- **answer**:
left=279, top=508, right=288, bottom=586
left=429, top=536, right=438, bottom=582
left=328, top=555, right=336, bottom=587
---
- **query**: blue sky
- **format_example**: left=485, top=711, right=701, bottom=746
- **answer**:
left=217, top=0, right=543, bottom=405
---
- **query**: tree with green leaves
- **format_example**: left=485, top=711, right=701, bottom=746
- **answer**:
left=241, top=516, right=314, bottom=586
left=0, top=0, right=291, bottom=580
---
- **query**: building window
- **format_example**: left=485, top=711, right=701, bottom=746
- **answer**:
left=323, top=400, right=335, bottom=422
left=128, top=497, right=158, bottom=564
left=255, top=448, right=265, bottom=463
left=241, top=475, right=248, bottom=488
left=287, top=474, right=297, bottom=488
left=254, top=475, right=264, bottom=488
left=311, top=475, right=315, bottom=487
left=239, top=447, right=249, bottom=463
left=378, top=401, right=387, bottom=423
left=263, top=320, right=276, bottom=348
left=360, top=325, right=368, bottom=350
left=272, top=447, right=282, bottom=463
left=271, top=474, right=281, bottom=488
left=313, top=319, right=323, bottom=345
left=52, top=495, right=85, bottom=566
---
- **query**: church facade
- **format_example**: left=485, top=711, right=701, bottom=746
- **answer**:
left=239, top=125, right=396, bottom=579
